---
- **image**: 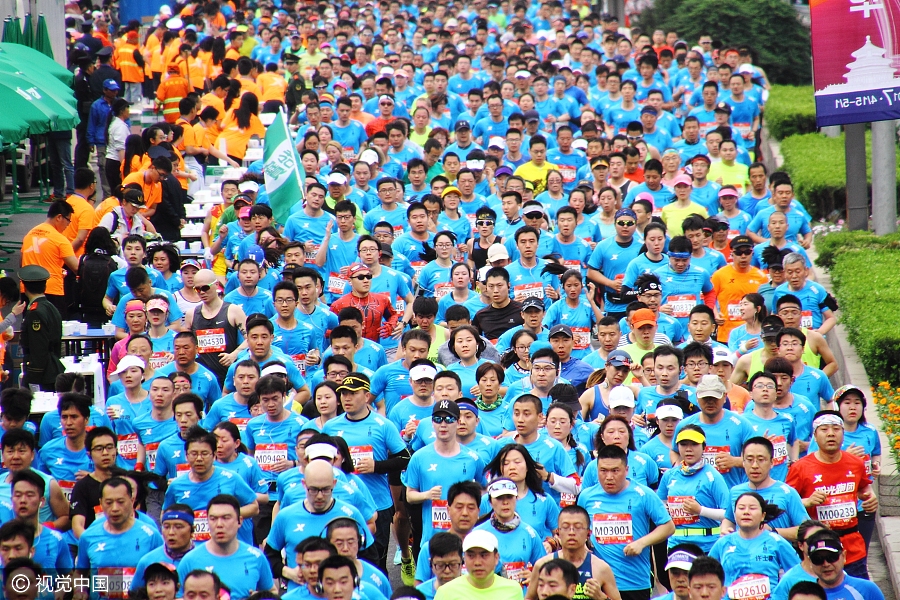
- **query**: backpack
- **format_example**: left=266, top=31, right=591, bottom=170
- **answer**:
left=78, top=252, right=117, bottom=311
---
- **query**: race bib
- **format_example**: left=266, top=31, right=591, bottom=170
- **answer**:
left=800, top=311, right=813, bottom=328
left=668, top=294, right=698, bottom=318
left=702, top=446, right=731, bottom=473
left=176, top=463, right=191, bottom=474
left=193, top=509, right=210, bottom=541
left=98, top=567, right=136, bottom=600
left=411, top=261, right=427, bottom=276
left=503, top=561, right=527, bottom=584
left=350, top=445, right=374, bottom=472
left=728, top=574, right=770, bottom=600
left=196, top=328, right=226, bottom=353
left=117, top=433, right=139, bottom=461
left=560, top=474, right=581, bottom=507
left=591, top=513, right=633, bottom=544
left=434, top=283, right=453, bottom=300
left=255, top=443, right=289, bottom=471
left=229, top=417, right=251, bottom=431
left=571, top=327, right=591, bottom=351
left=734, top=122, right=752, bottom=138
left=771, top=436, right=788, bottom=466
left=432, top=500, right=451, bottom=530
left=342, top=146, right=357, bottom=161
left=727, top=303, right=742, bottom=319
left=291, top=354, right=308, bottom=377
left=559, top=165, right=577, bottom=183
left=145, top=442, right=159, bottom=471
left=304, top=243, right=320, bottom=264
left=327, top=270, right=349, bottom=296
left=563, top=260, right=582, bottom=271
left=816, top=493, right=857, bottom=528
left=728, top=229, right=741, bottom=241
left=513, top=282, right=544, bottom=302
left=864, top=454, right=872, bottom=476
left=150, top=351, right=173, bottom=370
left=667, top=495, right=700, bottom=526
left=393, top=225, right=404, bottom=239
left=59, top=480, right=75, bottom=503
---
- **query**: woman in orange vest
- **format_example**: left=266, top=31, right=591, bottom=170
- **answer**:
left=218, top=93, right=266, bottom=163
left=116, top=29, right=145, bottom=104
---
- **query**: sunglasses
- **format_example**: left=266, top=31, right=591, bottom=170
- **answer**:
left=809, top=552, right=841, bottom=566
left=314, top=85, right=327, bottom=89
left=524, top=212, right=543, bottom=219
left=732, top=248, right=752, bottom=256
left=195, top=285, right=213, bottom=293
left=616, top=220, right=636, bottom=227
left=475, top=220, right=494, bottom=227
left=432, top=415, right=458, bottom=424
left=352, top=274, right=373, bottom=280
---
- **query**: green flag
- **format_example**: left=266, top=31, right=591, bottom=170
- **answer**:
left=262, top=110, right=303, bottom=227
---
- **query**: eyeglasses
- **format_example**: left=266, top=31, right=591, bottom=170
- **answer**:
left=532, top=364, right=557, bottom=373
left=195, top=285, right=213, bottom=293
left=306, top=486, right=334, bottom=496
left=91, top=444, right=116, bottom=453
left=616, top=220, right=636, bottom=227
left=432, top=415, right=458, bottom=424
left=753, top=383, right=776, bottom=390
left=352, top=274, right=373, bottom=280
left=275, top=298, right=297, bottom=304
left=475, top=220, right=494, bottom=227
left=810, top=552, right=841, bottom=566
left=780, top=341, right=803, bottom=348
left=432, top=561, right=462, bottom=571
left=187, top=451, right=213, bottom=459
left=434, top=243, right=454, bottom=249
left=732, top=248, right=753, bottom=256
left=685, top=361, right=709, bottom=369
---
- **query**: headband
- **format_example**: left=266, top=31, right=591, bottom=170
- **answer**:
left=162, top=510, right=195, bottom=525
left=812, top=414, right=844, bottom=430
left=638, top=281, right=662, bottom=294
left=675, top=429, right=706, bottom=444
left=669, top=251, right=691, bottom=259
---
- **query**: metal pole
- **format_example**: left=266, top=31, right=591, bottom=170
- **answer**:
left=845, top=123, right=869, bottom=230
left=871, top=119, right=898, bottom=235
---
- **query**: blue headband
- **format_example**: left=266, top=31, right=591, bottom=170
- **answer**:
left=162, top=510, right=195, bottom=525
left=669, top=252, right=691, bottom=259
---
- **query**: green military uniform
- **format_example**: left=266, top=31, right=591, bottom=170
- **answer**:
left=19, top=266, right=64, bottom=391
left=283, top=53, right=307, bottom=115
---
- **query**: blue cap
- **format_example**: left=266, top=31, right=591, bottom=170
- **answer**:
left=615, top=208, right=637, bottom=220
left=247, top=245, right=265, bottom=264
left=607, top=349, right=633, bottom=367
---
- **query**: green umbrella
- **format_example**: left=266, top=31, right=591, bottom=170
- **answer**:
left=0, top=66, right=80, bottom=128
left=34, top=15, right=52, bottom=59
left=1, top=19, right=18, bottom=44
left=0, top=43, right=71, bottom=85
left=10, top=17, right=22, bottom=44
left=0, top=79, right=78, bottom=137
left=21, top=14, right=32, bottom=48
left=0, top=61, right=78, bottom=110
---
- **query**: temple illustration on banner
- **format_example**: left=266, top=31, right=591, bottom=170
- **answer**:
left=815, top=35, right=900, bottom=94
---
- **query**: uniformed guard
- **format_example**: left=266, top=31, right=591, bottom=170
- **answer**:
left=284, top=53, right=307, bottom=116
left=19, top=266, right=64, bottom=392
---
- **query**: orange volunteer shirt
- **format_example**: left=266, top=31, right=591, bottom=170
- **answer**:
left=21, top=223, right=75, bottom=296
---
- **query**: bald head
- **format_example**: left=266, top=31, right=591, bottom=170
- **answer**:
left=304, top=459, right=336, bottom=488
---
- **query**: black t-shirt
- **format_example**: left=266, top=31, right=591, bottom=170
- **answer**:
left=473, top=301, right=524, bottom=342
left=70, top=474, right=105, bottom=529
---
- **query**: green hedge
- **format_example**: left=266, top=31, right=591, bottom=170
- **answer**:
left=823, top=239, right=900, bottom=385
left=766, top=86, right=817, bottom=141
left=781, top=131, right=900, bottom=218
left=814, top=231, right=900, bottom=269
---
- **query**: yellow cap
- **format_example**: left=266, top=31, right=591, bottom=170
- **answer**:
left=675, top=429, right=706, bottom=445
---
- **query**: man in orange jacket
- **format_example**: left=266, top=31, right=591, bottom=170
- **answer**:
left=156, top=64, right=192, bottom=123
left=115, top=29, right=145, bottom=104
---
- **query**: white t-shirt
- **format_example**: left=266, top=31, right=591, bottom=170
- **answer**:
left=105, top=117, right=130, bottom=161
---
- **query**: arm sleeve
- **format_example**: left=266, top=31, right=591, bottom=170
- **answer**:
left=373, top=448, right=411, bottom=474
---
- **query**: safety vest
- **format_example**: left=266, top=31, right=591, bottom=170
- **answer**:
left=156, top=76, right=191, bottom=122
left=116, top=41, right=144, bottom=83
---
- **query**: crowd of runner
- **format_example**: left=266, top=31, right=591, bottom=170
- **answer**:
left=2, top=3, right=883, bottom=600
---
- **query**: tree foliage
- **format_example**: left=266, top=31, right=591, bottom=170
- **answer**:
left=636, top=0, right=812, bottom=85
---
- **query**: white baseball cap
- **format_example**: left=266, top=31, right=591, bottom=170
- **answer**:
left=608, top=386, right=635, bottom=408
left=462, top=530, right=498, bottom=552
left=110, top=355, right=146, bottom=381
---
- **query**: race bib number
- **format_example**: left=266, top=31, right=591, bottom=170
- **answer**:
left=350, top=445, right=374, bottom=472
left=816, top=493, right=857, bottom=528
left=571, top=327, right=591, bottom=351
left=800, top=311, right=813, bottom=328
left=145, top=442, right=159, bottom=471
left=513, top=282, right=544, bottom=302
left=559, top=165, right=577, bottom=183
left=117, top=433, right=139, bottom=461
left=255, top=443, right=289, bottom=471
left=59, top=480, right=75, bottom=503
left=434, top=283, right=453, bottom=300
left=193, top=509, right=210, bottom=541
left=560, top=474, right=581, bottom=507
left=342, top=146, right=357, bottom=161
left=727, top=303, right=742, bottom=319
left=668, top=294, right=698, bottom=318
left=432, top=500, right=451, bottom=530
left=728, top=574, right=770, bottom=600
left=229, top=418, right=251, bottom=431
left=150, top=351, right=173, bottom=370
left=503, top=561, right=527, bottom=584
left=393, top=225, right=404, bottom=239
left=304, top=243, right=320, bottom=264
left=98, top=567, right=136, bottom=600
left=196, top=328, right=226, bottom=353
left=864, top=454, right=872, bottom=476
left=702, top=446, right=731, bottom=473
left=411, top=261, right=427, bottom=276
left=591, top=513, right=633, bottom=544
left=327, top=272, right=349, bottom=296
left=291, top=354, right=308, bottom=377
left=771, top=436, right=788, bottom=466
left=667, top=495, right=700, bottom=526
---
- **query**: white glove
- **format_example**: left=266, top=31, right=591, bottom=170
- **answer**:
left=204, top=249, right=215, bottom=262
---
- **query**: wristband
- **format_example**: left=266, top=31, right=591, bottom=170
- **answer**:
left=134, top=462, right=145, bottom=472
left=42, top=521, right=55, bottom=530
